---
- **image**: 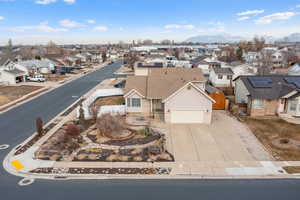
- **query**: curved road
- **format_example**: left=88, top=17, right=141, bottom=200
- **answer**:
left=1, top=60, right=300, bottom=200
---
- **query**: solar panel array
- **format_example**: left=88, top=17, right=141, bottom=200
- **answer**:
left=284, top=77, right=300, bottom=88
left=248, top=77, right=273, bottom=88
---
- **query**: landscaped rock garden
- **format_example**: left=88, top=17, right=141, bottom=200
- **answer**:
left=35, top=110, right=174, bottom=162
left=35, top=121, right=85, bottom=161
left=30, top=167, right=171, bottom=175
left=34, top=92, right=174, bottom=163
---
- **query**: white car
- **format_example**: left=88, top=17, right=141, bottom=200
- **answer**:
left=27, top=75, right=45, bottom=82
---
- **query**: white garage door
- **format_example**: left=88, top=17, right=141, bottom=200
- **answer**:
left=171, top=110, right=204, bottom=124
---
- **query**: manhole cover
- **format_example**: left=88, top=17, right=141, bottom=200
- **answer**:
left=0, top=144, right=9, bottom=150
left=18, top=178, right=35, bottom=186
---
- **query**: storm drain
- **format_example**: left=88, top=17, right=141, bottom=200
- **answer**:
left=0, top=144, right=9, bottom=150
left=18, top=178, right=35, bottom=186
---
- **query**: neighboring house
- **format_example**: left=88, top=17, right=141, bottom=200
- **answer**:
left=209, top=66, right=234, bottom=88
left=0, top=57, right=27, bottom=84
left=288, top=63, right=300, bottom=75
left=124, top=68, right=215, bottom=124
left=14, top=59, right=56, bottom=74
left=76, top=52, right=92, bottom=63
left=0, top=68, right=27, bottom=84
left=243, top=52, right=262, bottom=66
left=0, top=59, right=56, bottom=84
left=271, top=51, right=285, bottom=68
left=194, top=61, right=210, bottom=75
left=234, top=75, right=300, bottom=117
left=230, top=64, right=257, bottom=87
left=167, top=60, right=191, bottom=68
left=192, top=57, right=221, bottom=76
left=134, top=62, right=164, bottom=76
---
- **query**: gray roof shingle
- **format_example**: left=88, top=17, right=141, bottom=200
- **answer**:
left=238, top=75, right=300, bottom=100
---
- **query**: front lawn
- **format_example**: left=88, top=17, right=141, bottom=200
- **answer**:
left=245, top=117, right=300, bottom=161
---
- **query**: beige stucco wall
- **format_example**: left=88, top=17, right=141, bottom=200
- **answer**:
left=125, top=91, right=151, bottom=116
left=164, top=84, right=212, bottom=124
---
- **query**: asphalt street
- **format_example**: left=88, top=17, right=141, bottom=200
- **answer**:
left=1, top=60, right=300, bottom=200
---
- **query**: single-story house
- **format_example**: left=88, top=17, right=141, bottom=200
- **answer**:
left=209, top=66, right=234, bottom=88
left=234, top=75, right=300, bottom=117
left=0, top=68, right=27, bottom=84
left=14, top=59, right=56, bottom=74
left=230, top=64, right=257, bottom=87
left=124, top=68, right=215, bottom=124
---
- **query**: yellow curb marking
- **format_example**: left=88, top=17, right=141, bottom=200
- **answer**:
left=11, top=160, right=24, bottom=170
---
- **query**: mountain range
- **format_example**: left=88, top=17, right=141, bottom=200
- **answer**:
left=185, top=33, right=300, bottom=43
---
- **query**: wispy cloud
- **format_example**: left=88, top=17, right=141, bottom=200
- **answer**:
left=237, top=16, right=250, bottom=21
left=87, top=19, right=96, bottom=24
left=0, top=16, right=4, bottom=20
left=164, top=24, right=194, bottom=29
left=59, top=19, right=81, bottom=28
left=255, top=12, right=298, bottom=24
left=35, top=0, right=57, bottom=5
left=94, top=26, right=108, bottom=31
left=35, top=0, right=75, bottom=5
left=8, top=21, right=68, bottom=33
left=63, top=0, right=75, bottom=4
left=237, top=9, right=264, bottom=16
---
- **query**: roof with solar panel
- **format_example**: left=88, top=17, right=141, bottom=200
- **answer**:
left=235, top=75, right=300, bottom=100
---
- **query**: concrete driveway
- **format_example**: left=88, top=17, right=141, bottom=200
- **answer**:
left=165, top=111, right=271, bottom=162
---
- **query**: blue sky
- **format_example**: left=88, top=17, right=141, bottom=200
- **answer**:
left=1, top=0, right=300, bottom=44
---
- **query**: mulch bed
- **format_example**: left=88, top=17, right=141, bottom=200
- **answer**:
left=73, top=148, right=174, bottom=162
left=14, top=134, right=43, bottom=155
left=103, top=135, right=161, bottom=146
left=30, top=167, right=171, bottom=175
left=14, top=121, right=60, bottom=156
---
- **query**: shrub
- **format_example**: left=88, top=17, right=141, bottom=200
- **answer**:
left=65, top=124, right=81, bottom=138
left=96, top=114, right=127, bottom=139
left=36, top=117, right=44, bottom=136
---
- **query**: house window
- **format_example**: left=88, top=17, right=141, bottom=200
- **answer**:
left=227, top=75, right=232, bottom=80
left=127, top=98, right=131, bottom=107
left=218, top=75, right=223, bottom=79
left=127, top=98, right=141, bottom=107
left=289, top=100, right=297, bottom=111
left=131, top=98, right=141, bottom=107
left=253, top=99, right=264, bottom=109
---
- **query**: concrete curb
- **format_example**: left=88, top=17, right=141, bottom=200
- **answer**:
left=3, top=62, right=124, bottom=180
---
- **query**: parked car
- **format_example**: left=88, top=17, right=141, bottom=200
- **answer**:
left=27, top=74, right=45, bottom=82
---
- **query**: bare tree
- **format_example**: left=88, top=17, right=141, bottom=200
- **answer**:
left=143, top=39, right=153, bottom=45
left=125, top=52, right=139, bottom=70
left=102, top=51, right=107, bottom=62
left=253, top=36, right=265, bottom=51
left=285, top=51, right=300, bottom=66
left=257, top=51, right=273, bottom=75
left=36, top=117, right=44, bottom=136
left=161, top=39, right=172, bottom=45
